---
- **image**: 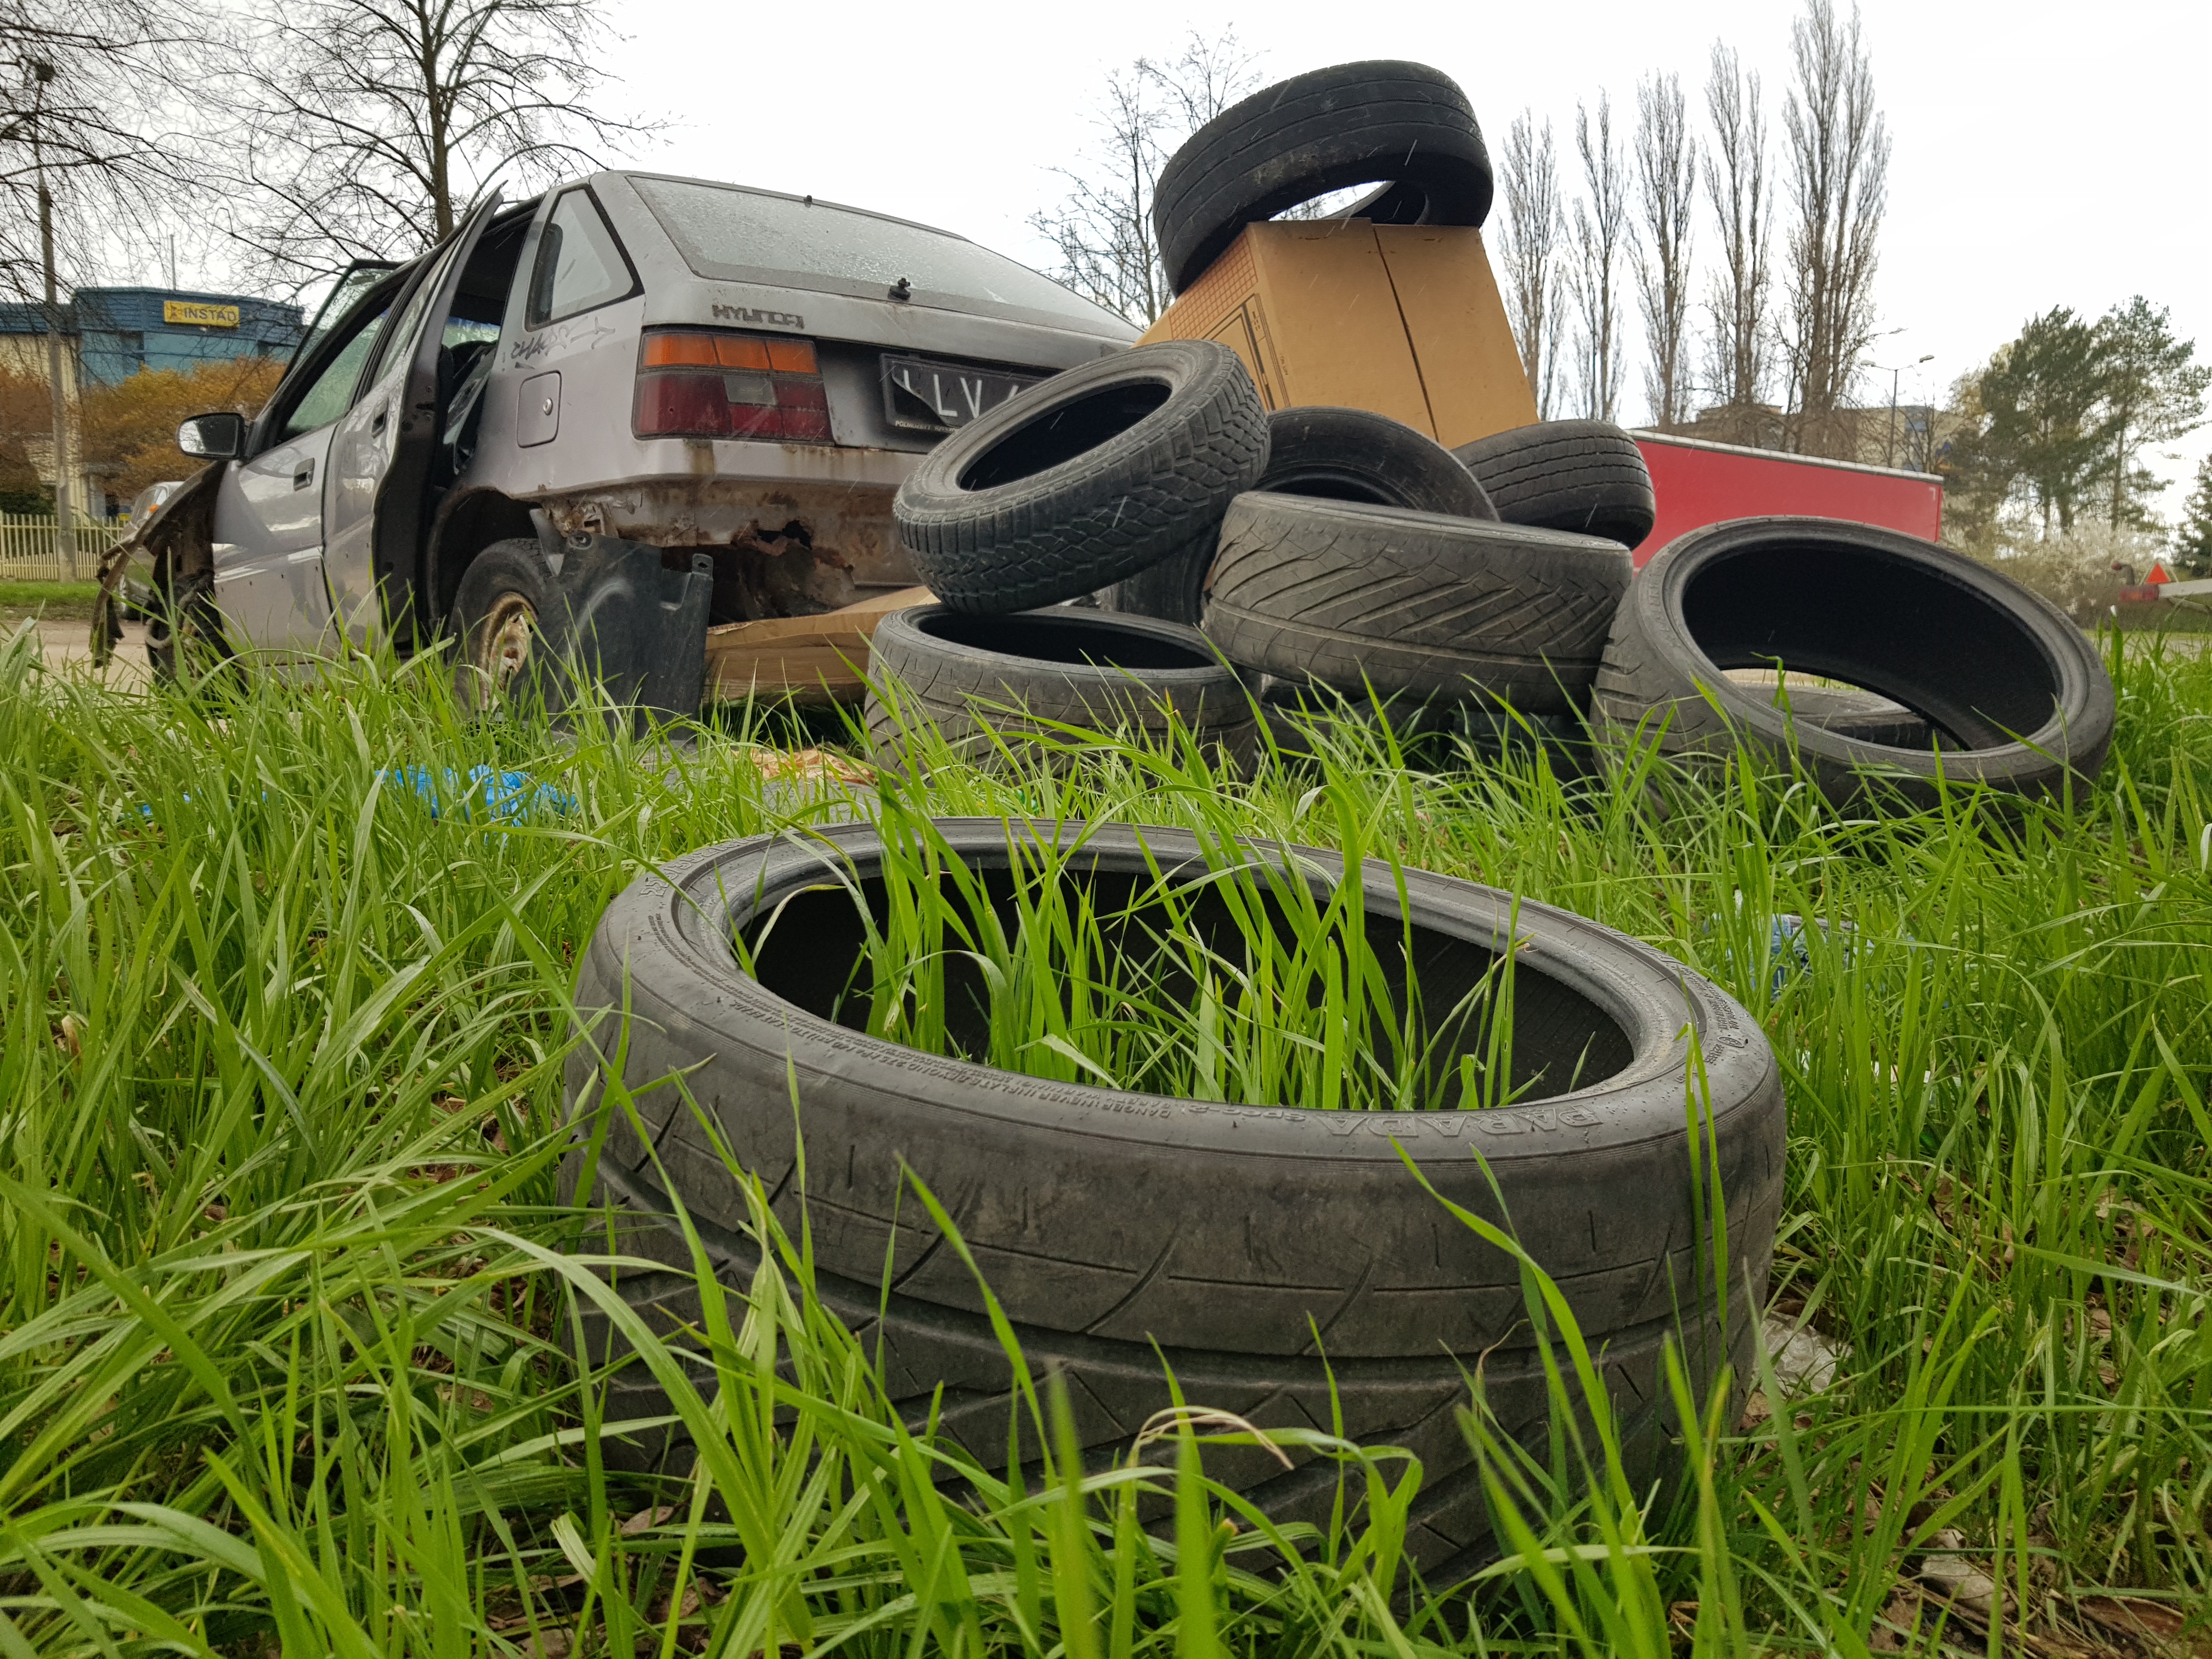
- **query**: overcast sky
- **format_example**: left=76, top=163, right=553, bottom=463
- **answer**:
left=575, top=0, right=2211, bottom=499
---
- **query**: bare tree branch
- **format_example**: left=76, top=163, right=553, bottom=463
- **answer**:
left=1026, top=29, right=1260, bottom=327
left=1494, top=111, right=1569, bottom=420
left=1570, top=93, right=1631, bottom=424
left=0, top=0, right=202, bottom=302
left=1780, top=0, right=1889, bottom=457
left=1632, top=72, right=1695, bottom=429
left=220, top=0, right=656, bottom=292
left=1701, top=42, right=1775, bottom=426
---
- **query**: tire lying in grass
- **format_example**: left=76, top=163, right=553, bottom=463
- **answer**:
left=1153, top=61, right=1493, bottom=296
left=893, top=341, right=1268, bottom=615
left=560, top=820, right=1784, bottom=1581
left=1249, top=675, right=1443, bottom=764
left=1762, top=684, right=1931, bottom=750
left=1105, top=405, right=1496, bottom=627
left=1593, top=517, right=2117, bottom=807
left=1203, top=493, right=1633, bottom=714
left=864, top=604, right=1257, bottom=764
left=1452, top=420, right=1657, bottom=550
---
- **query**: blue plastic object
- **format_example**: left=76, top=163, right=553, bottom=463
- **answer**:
left=380, top=765, right=575, bottom=823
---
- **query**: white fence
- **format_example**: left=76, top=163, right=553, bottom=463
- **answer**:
left=0, top=515, right=129, bottom=583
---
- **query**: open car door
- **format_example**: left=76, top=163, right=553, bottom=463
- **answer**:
left=323, top=191, right=503, bottom=650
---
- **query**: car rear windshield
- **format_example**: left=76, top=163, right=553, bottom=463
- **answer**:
left=628, top=175, right=1127, bottom=335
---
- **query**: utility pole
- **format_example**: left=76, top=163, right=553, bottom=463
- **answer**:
left=1877, top=353, right=1934, bottom=469
left=31, top=61, right=75, bottom=578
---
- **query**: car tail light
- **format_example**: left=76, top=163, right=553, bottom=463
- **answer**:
left=634, top=328, right=833, bottom=441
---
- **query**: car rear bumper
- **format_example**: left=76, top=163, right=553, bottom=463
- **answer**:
left=528, top=461, right=915, bottom=589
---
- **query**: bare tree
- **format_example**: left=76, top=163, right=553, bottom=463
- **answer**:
left=0, top=0, right=193, bottom=539
left=224, top=0, right=648, bottom=289
left=1632, top=72, right=1696, bottom=429
left=1570, top=94, right=1632, bottom=424
left=0, top=1, right=185, bottom=295
left=1028, top=29, right=1260, bottom=326
left=1701, top=43, right=1775, bottom=426
left=1779, top=0, right=1889, bottom=457
left=1494, top=111, right=1570, bottom=419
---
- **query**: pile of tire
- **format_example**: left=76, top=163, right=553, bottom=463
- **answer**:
left=563, top=821, right=1785, bottom=1580
left=883, top=333, right=2113, bottom=809
left=881, top=330, right=1663, bottom=755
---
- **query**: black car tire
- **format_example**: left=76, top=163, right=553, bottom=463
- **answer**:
left=1250, top=675, right=1443, bottom=765
left=448, top=536, right=714, bottom=719
left=561, top=820, right=1783, bottom=1579
left=1761, top=684, right=1932, bottom=749
left=864, top=604, right=1256, bottom=764
left=449, top=539, right=569, bottom=714
left=1203, top=493, right=1634, bottom=713
left=1592, top=517, right=2117, bottom=806
left=1153, top=61, right=1493, bottom=296
left=1106, top=405, right=1497, bottom=627
left=1453, top=421, right=1657, bottom=550
left=893, top=341, right=1269, bottom=615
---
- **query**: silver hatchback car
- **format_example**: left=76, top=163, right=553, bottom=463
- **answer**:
left=127, top=172, right=1136, bottom=691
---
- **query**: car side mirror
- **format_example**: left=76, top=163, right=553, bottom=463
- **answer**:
left=177, top=411, right=247, bottom=460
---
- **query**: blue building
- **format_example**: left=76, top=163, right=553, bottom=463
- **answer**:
left=74, top=288, right=305, bottom=385
left=0, top=286, right=304, bottom=387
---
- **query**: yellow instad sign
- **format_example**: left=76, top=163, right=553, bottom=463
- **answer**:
left=163, top=300, right=240, bottom=328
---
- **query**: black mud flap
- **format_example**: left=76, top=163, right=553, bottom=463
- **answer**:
left=547, top=534, right=715, bottom=723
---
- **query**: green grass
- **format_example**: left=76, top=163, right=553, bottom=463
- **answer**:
left=0, top=580, right=101, bottom=617
left=1, top=625, right=2209, bottom=1654
left=745, top=782, right=1530, bottom=1113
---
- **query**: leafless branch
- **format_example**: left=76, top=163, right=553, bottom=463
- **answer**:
left=1633, top=72, right=1695, bottom=428
left=219, top=0, right=656, bottom=292
left=1701, top=42, right=1775, bottom=422
left=1570, top=93, right=1632, bottom=424
left=1780, top=0, right=1889, bottom=456
left=1026, top=29, right=1260, bottom=326
left=1494, top=111, right=1570, bottom=420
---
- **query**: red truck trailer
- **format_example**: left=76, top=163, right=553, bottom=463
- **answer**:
left=1631, top=430, right=1944, bottom=567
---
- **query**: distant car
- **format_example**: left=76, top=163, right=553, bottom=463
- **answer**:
left=136, top=172, right=1137, bottom=689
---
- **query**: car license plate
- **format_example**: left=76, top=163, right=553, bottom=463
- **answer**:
left=881, top=354, right=1045, bottom=432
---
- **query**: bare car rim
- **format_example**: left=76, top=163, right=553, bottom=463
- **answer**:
left=474, top=592, right=537, bottom=701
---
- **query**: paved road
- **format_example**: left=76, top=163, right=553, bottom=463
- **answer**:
left=8, top=617, right=153, bottom=688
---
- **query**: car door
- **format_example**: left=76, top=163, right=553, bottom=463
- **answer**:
left=323, top=193, right=503, bottom=649
left=206, top=272, right=403, bottom=657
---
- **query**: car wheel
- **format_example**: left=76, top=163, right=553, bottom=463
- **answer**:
left=1105, top=405, right=1497, bottom=627
left=865, top=603, right=1256, bottom=765
left=1203, top=493, right=1633, bottom=713
left=447, top=536, right=716, bottom=720
left=449, top=539, right=567, bottom=714
left=894, top=341, right=1269, bottom=616
left=1452, top=420, right=1658, bottom=551
left=560, top=819, right=1784, bottom=1578
left=1592, top=516, right=2117, bottom=807
left=145, top=571, right=229, bottom=686
left=1152, top=60, right=1494, bottom=296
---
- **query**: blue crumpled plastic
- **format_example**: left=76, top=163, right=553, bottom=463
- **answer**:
left=379, top=765, right=575, bottom=823
left=1759, top=912, right=1859, bottom=996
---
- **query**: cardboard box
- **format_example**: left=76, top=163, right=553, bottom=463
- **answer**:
left=1137, top=221, right=1538, bottom=449
left=704, top=585, right=930, bottom=704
